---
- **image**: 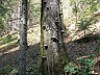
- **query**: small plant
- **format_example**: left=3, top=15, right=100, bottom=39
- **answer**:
left=64, top=57, right=95, bottom=75
left=79, top=57, right=94, bottom=75
left=0, top=65, right=19, bottom=75
left=26, top=64, right=41, bottom=75
left=2, top=34, right=17, bottom=44
left=10, top=68, right=19, bottom=75
left=0, top=65, right=13, bottom=74
left=77, top=18, right=96, bottom=30
left=64, top=62, right=79, bottom=74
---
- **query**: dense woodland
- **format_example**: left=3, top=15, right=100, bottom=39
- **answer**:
left=0, top=0, right=100, bottom=75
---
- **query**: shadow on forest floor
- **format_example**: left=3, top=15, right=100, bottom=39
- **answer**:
left=0, top=43, right=41, bottom=68
left=0, top=33, right=99, bottom=74
left=65, top=33, right=100, bottom=61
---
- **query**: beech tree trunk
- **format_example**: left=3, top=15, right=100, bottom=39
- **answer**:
left=19, top=0, right=28, bottom=75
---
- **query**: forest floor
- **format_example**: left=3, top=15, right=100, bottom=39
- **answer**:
left=0, top=24, right=100, bottom=74
left=0, top=25, right=41, bottom=70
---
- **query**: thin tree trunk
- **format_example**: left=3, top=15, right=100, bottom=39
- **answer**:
left=19, top=0, right=28, bottom=75
left=40, top=0, right=48, bottom=75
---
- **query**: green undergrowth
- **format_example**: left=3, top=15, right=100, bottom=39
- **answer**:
left=0, top=65, right=19, bottom=75
left=0, top=34, right=17, bottom=45
left=53, top=51, right=71, bottom=75
left=64, top=55, right=98, bottom=75
left=0, top=64, right=42, bottom=75
left=0, top=51, right=99, bottom=75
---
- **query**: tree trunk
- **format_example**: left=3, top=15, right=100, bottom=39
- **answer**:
left=41, top=0, right=69, bottom=75
left=40, top=0, right=48, bottom=75
left=19, top=0, right=28, bottom=75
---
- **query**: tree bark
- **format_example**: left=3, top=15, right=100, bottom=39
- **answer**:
left=40, top=0, right=48, bottom=75
left=41, top=0, right=68, bottom=75
left=19, top=0, right=28, bottom=75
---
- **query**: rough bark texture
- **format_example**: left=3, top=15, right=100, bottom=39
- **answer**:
left=19, top=0, right=28, bottom=75
left=41, top=0, right=68, bottom=75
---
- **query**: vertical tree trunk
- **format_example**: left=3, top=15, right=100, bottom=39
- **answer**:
left=40, top=0, right=48, bottom=75
left=41, top=0, right=68, bottom=75
left=19, top=0, right=28, bottom=75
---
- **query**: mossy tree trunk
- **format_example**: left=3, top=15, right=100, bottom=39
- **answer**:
left=40, top=0, right=48, bottom=75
